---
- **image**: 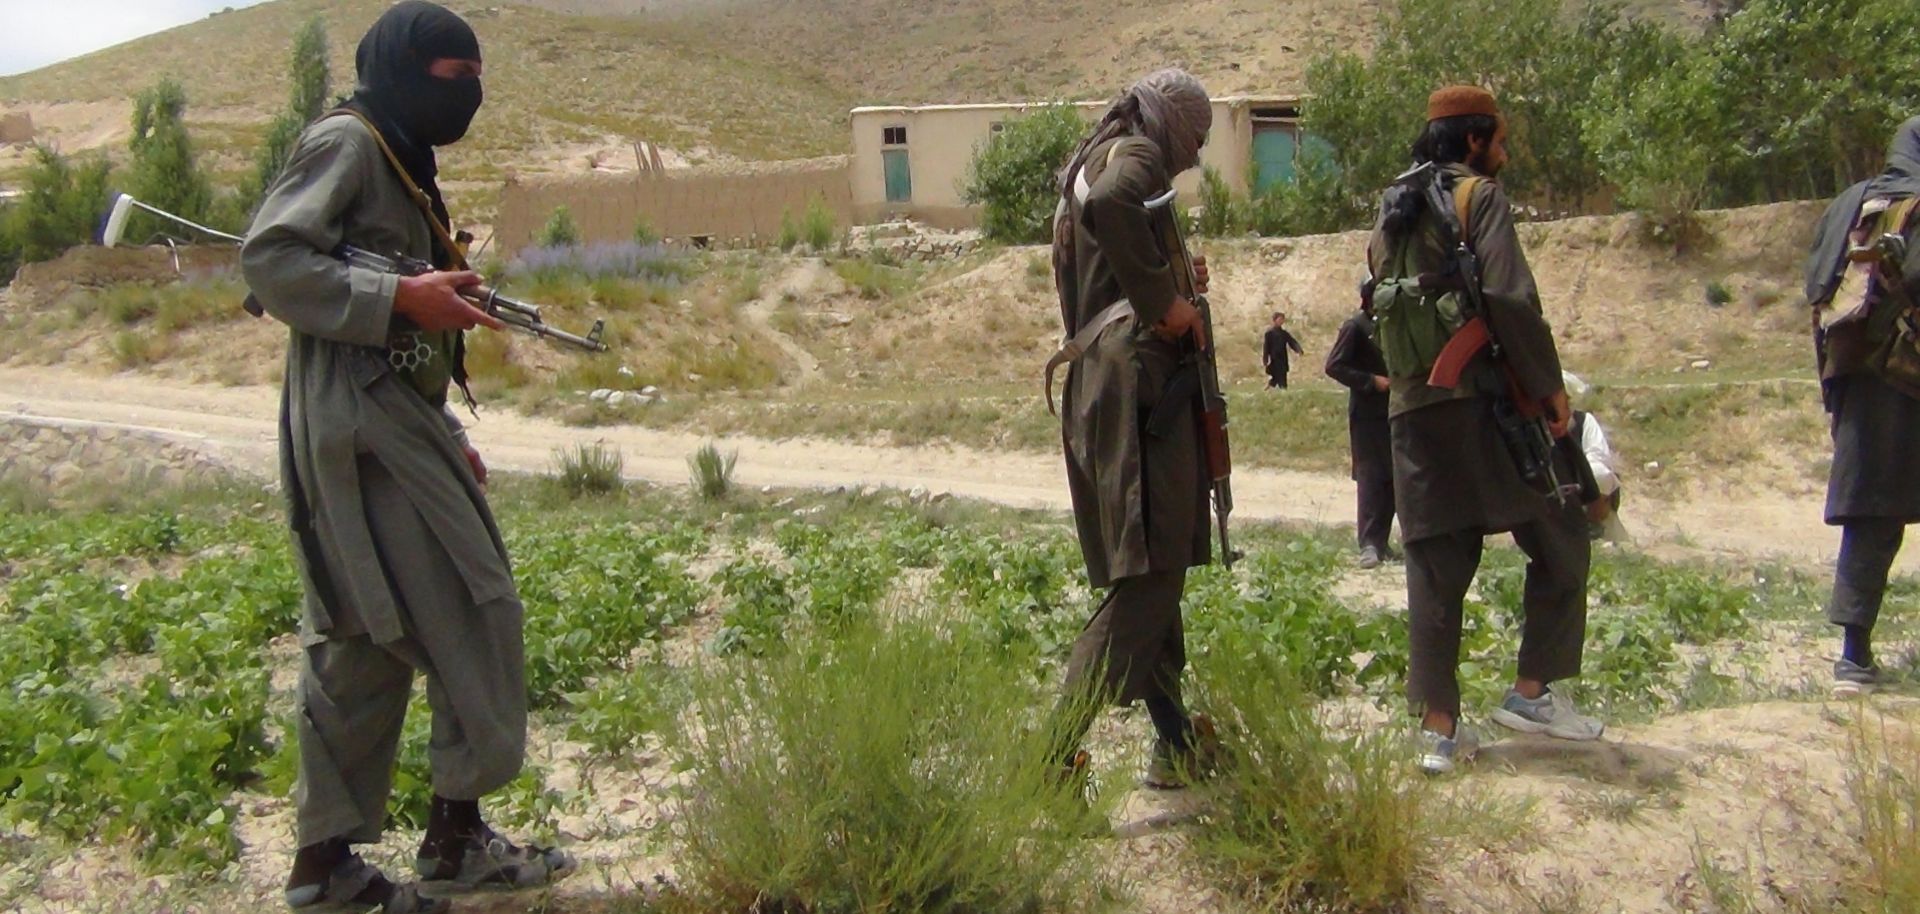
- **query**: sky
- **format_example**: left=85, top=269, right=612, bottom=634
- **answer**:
left=0, top=0, right=275, bottom=77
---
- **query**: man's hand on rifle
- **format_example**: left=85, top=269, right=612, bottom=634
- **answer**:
left=396, top=270, right=506, bottom=332
left=1192, top=253, right=1209, bottom=294
left=1546, top=389, right=1572, bottom=439
left=1156, top=296, right=1203, bottom=345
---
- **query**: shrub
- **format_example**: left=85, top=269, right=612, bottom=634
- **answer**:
left=505, top=239, right=688, bottom=283
left=537, top=205, right=581, bottom=247
left=801, top=195, right=838, bottom=250
left=668, top=617, right=1101, bottom=913
left=1191, top=649, right=1432, bottom=911
left=1849, top=713, right=1920, bottom=911
left=632, top=216, right=659, bottom=245
left=688, top=441, right=738, bottom=501
left=0, top=146, right=113, bottom=281
left=962, top=103, right=1086, bottom=244
left=553, top=442, right=624, bottom=497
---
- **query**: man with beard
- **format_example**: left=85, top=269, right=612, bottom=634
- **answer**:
left=1325, top=280, right=1395, bottom=568
left=1804, top=116, right=1920, bottom=698
left=242, top=4, right=574, bottom=910
left=1366, top=86, right=1600, bottom=775
left=1043, top=68, right=1221, bottom=790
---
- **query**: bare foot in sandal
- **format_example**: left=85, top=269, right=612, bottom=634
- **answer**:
left=286, top=839, right=449, bottom=913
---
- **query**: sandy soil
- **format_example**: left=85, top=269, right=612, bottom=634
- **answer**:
left=0, top=364, right=1883, bottom=575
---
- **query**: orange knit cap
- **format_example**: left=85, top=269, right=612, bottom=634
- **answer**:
left=1426, top=85, right=1500, bottom=122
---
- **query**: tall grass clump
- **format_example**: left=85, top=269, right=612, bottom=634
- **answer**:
left=553, top=442, right=624, bottom=497
left=1847, top=713, right=1920, bottom=911
left=688, top=441, right=737, bottom=501
left=668, top=617, right=1103, bottom=914
left=1191, top=647, right=1433, bottom=912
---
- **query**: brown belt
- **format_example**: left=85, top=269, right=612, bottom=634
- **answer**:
left=1044, top=300, right=1134, bottom=416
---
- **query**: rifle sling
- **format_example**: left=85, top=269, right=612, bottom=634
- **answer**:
left=1044, top=299, right=1135, bottom=416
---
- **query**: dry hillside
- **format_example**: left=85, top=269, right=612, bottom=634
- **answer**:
left=1, top=0, right=1713, bottom=190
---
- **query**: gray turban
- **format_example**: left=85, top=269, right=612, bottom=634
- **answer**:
left=1130, top=68, right=1213, bottom=175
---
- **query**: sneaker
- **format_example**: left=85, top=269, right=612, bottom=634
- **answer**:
left=1416, top=723, right=1479, bottom=776
left=1144, top=713, right=1221, bottom=789
left=1833, top=657, right=1881, bottom=698
left=1491, top=688, right=1605, bottom=741
left=1358, top=545, right=1383, bottom=569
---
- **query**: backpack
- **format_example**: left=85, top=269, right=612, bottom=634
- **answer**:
left=1369, top=172, right=1482, bottom=379
left=1820, top=195, right=1920, bottom=396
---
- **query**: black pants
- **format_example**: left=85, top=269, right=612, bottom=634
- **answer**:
left=1351, top=416, right=1394, bottom=551
left=1404, top=503, right=1590, bottom=718
left=1828, top=518, right=1907, bottom=631
left=1267, top=371, right=1288, bottom=389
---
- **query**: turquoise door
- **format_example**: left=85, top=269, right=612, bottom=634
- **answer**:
left=883, top=149, right=912, bottom=203
left=1252, top=126, right=1297, bottom=192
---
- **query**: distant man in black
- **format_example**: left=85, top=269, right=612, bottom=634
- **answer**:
left=1262, top=311, right=1304, bottom=389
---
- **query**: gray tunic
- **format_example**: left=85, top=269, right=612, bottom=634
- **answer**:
left=241, top=114, right=517, bottom=646
left=1367, top=163, right=1565, bottom=542
left=1057, top=136, right=1211, bottom=589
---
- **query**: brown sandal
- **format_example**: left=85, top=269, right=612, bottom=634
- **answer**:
left=285, top=853, right=450, bottom=913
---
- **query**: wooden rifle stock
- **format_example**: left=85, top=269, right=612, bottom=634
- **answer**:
left=1144, top=189, right=1239, bottom=567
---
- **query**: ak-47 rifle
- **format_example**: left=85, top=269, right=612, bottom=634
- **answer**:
left=326, top=246, right=608, bottom=353
left=1143, top=188, right=1240, bottom=567
left=1418, top=168, right=1594, bottom=506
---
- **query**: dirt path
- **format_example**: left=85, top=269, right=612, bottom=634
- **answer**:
left=0, top=366, right=1891, bottom=573
left=737, top=260, right=829, bottom=388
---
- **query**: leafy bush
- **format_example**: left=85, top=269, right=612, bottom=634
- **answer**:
left=0, top=146, right=114, bottom=282
left=961, top=103, right=1086, bottom=244
left=669, top=617, right=1101, bottom=914
left=688, top=441, right=738, bottom=501
left=537, top=205, right=582, bottom=247
left=801, top=195, right=838, bottom=250
left=709, top=555, right=796, bottom=656
left=632, top=216, right=660, bottom=245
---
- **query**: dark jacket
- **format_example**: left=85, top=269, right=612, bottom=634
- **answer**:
left=1325, top=311, right=1388, bottom=419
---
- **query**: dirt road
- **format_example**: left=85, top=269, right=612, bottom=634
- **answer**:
left=0, top=366, right=1881, bottom=572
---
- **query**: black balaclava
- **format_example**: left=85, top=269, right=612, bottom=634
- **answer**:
left=342, top=0, right=482, bottom=267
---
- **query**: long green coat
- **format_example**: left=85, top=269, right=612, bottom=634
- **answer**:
left=1367, top=163, right=1566, bottom=542
left=1057, top=136, right=1211, bottom=588
left=240, top=114, right=517, bottom=645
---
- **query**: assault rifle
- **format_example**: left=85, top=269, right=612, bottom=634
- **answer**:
left=1417, top=168, right=1594, bottom=506
left=302, top=246, right=608, bottom=353
left=1143, top=188, right=1240, bottom=567
left=99, top=191, right=608, bottom=353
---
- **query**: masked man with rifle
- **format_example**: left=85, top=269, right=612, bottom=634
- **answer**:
left=241, top=4, right=575, bottom=910
left=1043, top=68, right=1225, bottom=791
left=1366, top=86, right=1601, bottom=775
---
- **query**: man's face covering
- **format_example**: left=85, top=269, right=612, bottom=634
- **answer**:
left=355, top=1, right=484, bottom=147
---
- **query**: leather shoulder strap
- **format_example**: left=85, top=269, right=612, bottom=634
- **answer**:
left=1452, top=176, right=1484, bottom=244
left=325, top=108, right=469, bottom=270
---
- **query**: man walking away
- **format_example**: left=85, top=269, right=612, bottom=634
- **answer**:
left=1804, top=116, right=1920, bottom=699
left=1366, top=86, right=1601, bottom=776
left=1325, top=280, right=1396, bottom=568
left=1263, top=311, right=1304, bottom=388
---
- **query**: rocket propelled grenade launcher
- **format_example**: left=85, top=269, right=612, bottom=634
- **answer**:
left=98, top=192, right=609, bottom=353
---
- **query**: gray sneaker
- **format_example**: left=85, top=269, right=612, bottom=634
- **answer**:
left=1491, top=688, right=1605, bottom=741
left=1416, top=723, right=1478, bottom=776
left=1358, top=545, right=1383, bottom=569
left=1833, top=658, right=1881, bottom=698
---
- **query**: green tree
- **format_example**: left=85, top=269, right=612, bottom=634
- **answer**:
left=243, top=16, right=331, bottom=216
left=0, top=146, right=114, bottom=282
left=538, top=206, right=581, bottom=247
left=127, top=78, right=213, bottom=238
left=962, top=104, right=1086, bottom=244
